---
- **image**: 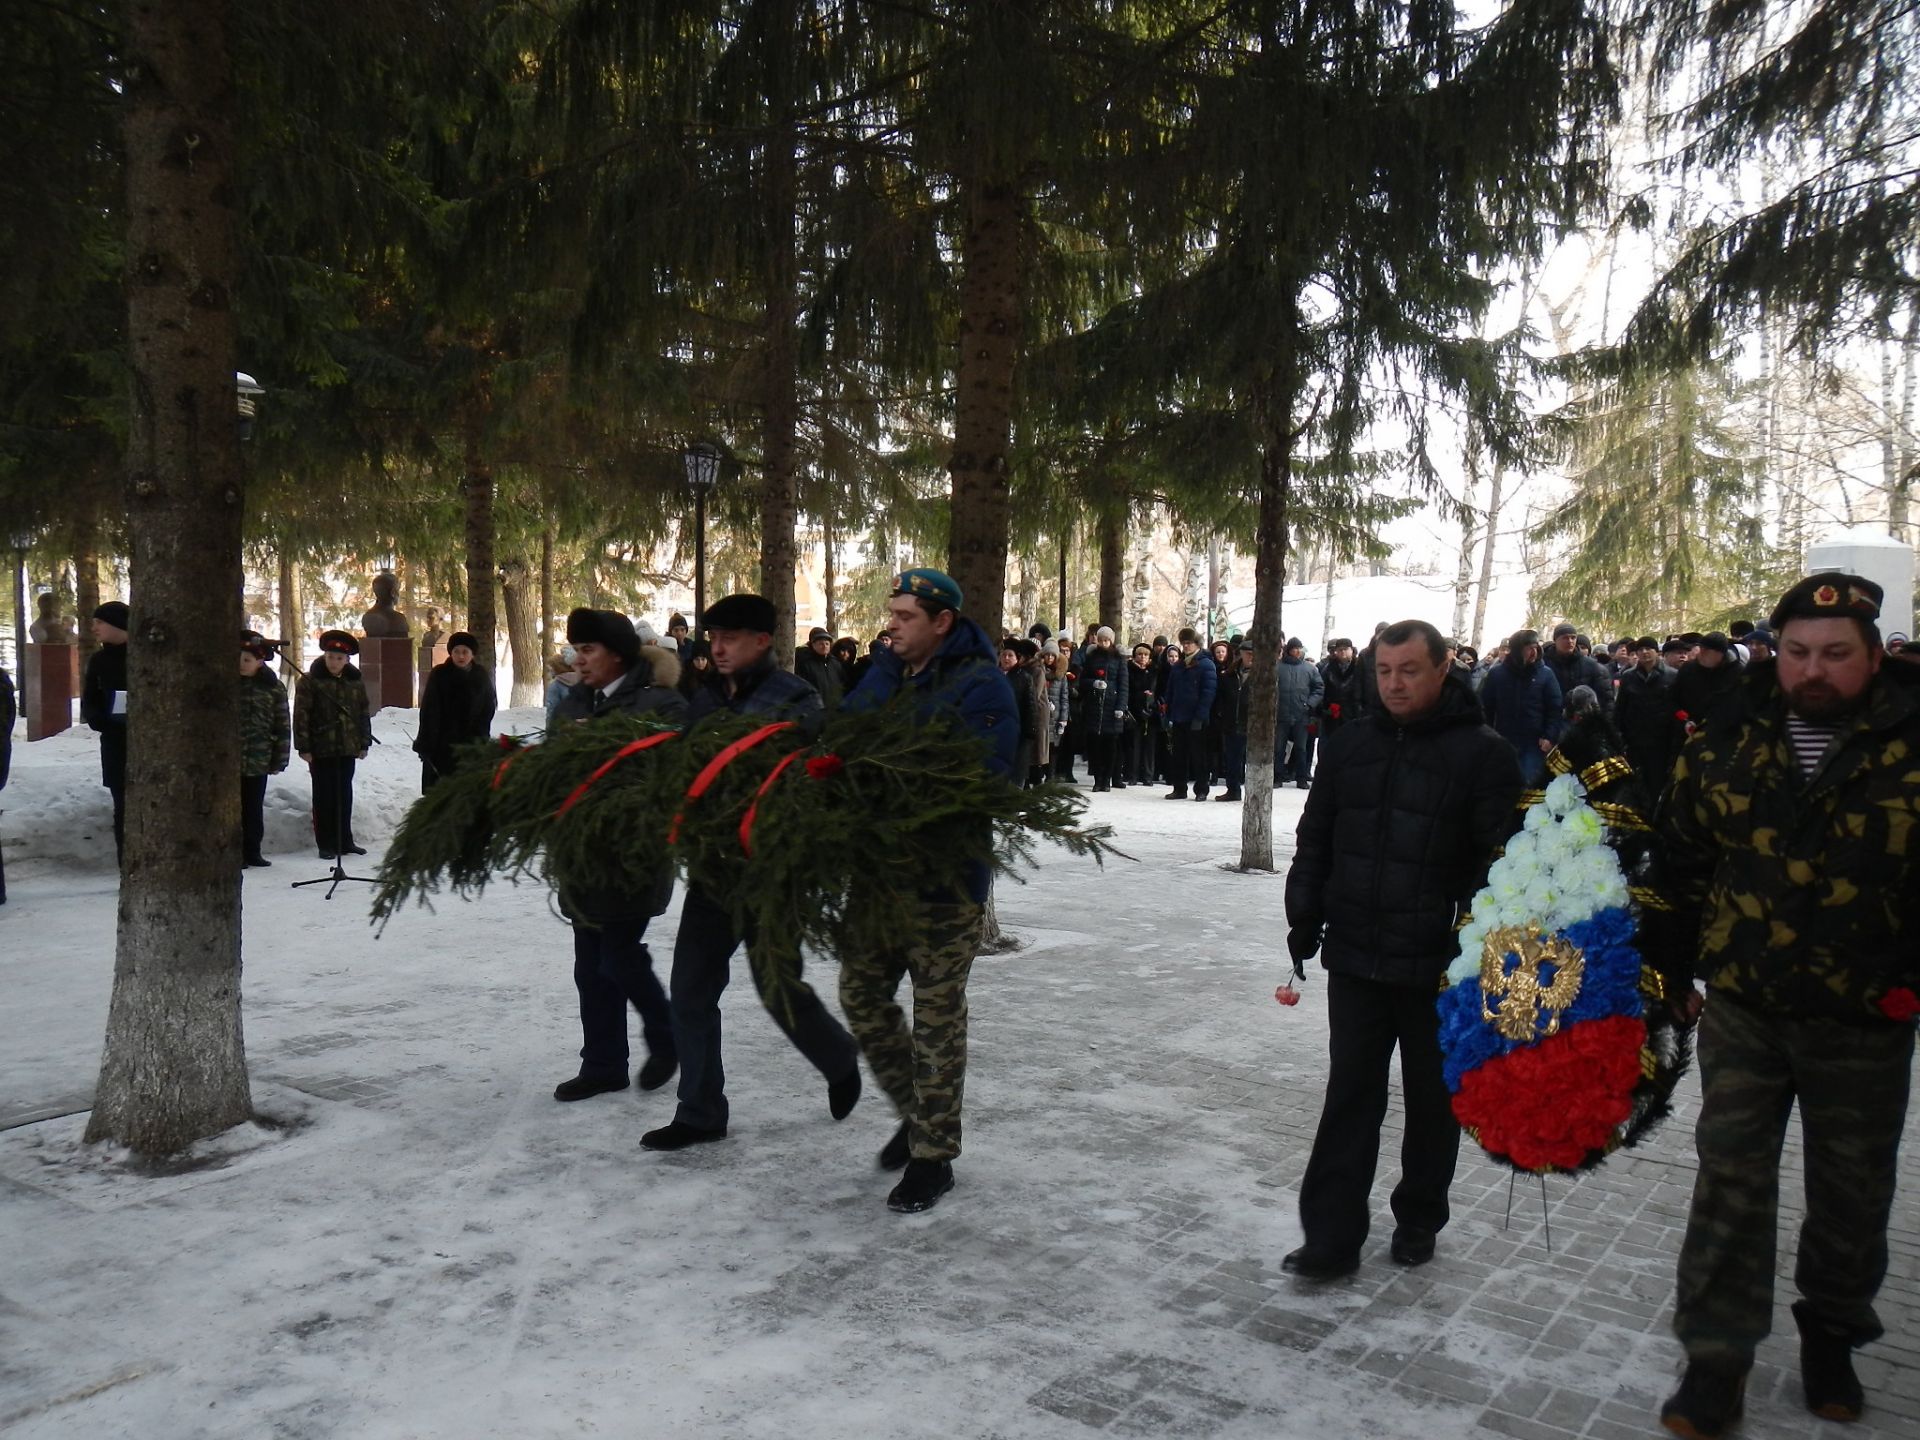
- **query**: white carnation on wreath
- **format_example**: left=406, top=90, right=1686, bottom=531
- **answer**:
left=1543, top=772, right=1585, bottom=816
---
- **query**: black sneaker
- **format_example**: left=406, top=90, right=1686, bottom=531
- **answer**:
left=877, top=1121, right=910, bottom=1171
left=637, top=1053, right=679, bottom=1091
left=554, top=1072, right=629, bottom=1102
left=1793, top=1301, right=1864, bottom=1421
left=887, top=1159, right=954, bottom=1213
left=1281, top=1245, right=1359, bottom=1280
left=1389, top=1227, right=1435, bottom=1266
left=1660, top=1359, right=1749, bottom=1439
left=640, top=1120, right=726, bottom=1151
left=828, top=1067, right=862, bottom=1121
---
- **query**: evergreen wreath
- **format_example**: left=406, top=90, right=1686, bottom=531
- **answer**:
left=373, top=700, right=1123, bottom=975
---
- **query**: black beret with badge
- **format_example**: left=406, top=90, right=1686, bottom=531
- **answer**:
left=1768, top=571, right=1884, bottom=631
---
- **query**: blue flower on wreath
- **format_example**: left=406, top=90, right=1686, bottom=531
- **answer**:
left=1439, top=906, right=1644, bottom=1093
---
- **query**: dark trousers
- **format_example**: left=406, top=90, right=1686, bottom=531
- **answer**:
left=572, top=915, right=674, bottom=1079
left=1221, top=733, right=1246, bottom=789
left=670, top=886, right=859, bottom=1131
left=1298, top=970, right=1460, bottom=1256
left=1054, top=722, right=1079, bottom=779
left=1168, top=725, right=1205, bottom=794
left=1278, top=721, right=1313, bottom=784
left=309, top=755, right=356, bottom=854
left=241, top=774, right=268, bottom=860
left=1089, top=731, right=1120, bottom=786
left=1674, top=996, right=1915, bottom=1362
left=109, top=784, right=126, bottom=862
left=1121, top=718, right=1151, bottom=782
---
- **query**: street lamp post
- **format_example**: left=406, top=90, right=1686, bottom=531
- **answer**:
left=683, top=441, right=721, bottom=629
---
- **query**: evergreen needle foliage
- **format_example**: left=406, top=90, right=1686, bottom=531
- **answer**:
left=373, top=703, right=1123, bottom=983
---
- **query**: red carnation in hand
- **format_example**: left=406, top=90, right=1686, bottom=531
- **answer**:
left=1274, top=982, right=1301, bottom=1007
left=1327, top=703, right=1341, bottom=719
left=1674, top=710, right=1689, bottom=723
left=1880, top=987, right=1920, bottom=1022
left=805, top=754, right=845, bottom=780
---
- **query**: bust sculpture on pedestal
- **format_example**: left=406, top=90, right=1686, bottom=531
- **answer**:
left=361, top=571, right=410, bottom=637
left=28, top=593, right=77, bottom=645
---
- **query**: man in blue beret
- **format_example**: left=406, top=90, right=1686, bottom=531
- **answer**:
left=840, top=568, right=1020, bottom=1212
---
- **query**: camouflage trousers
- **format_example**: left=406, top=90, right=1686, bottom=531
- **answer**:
left=1674, top=993, right=1915, bottom=1362
left=839, top=901, right=983, bottom=1162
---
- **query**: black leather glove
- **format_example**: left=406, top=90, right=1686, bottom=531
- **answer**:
left=1287, top=927, right=1321, bottom=967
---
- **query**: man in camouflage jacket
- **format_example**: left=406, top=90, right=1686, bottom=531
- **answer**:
left=1654, top=571, right=1920, bottom=1438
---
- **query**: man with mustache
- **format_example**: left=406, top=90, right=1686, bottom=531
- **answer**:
left=1655, top=572, right=1920, bottom=1437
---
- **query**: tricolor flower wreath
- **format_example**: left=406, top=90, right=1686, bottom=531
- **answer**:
left=1437, top=768, right=1689, bottom=1173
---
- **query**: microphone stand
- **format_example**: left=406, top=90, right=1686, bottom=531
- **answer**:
left=292, top=751, right=376, bottom=900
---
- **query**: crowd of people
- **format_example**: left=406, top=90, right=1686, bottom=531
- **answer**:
left=6, top=567, right=1917, bottom=1437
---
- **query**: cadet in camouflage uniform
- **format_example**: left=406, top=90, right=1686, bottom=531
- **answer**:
left=839, top=568, right=1019, bottom=1213
left=239, top=632, right=291, bottom=867
left=1655, top=571, right=1920, bottom=1439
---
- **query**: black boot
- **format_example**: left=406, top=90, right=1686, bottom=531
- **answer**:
left=1660, top=1358, right=1749, bottom=1439
left=637, top=1053, right=679, bottom=1091
left=1389, top=1227, right=1435, bottom=1266
left=887, top=1158, right=954, bottom=1213
left=1281, top=1244, right=1359, bottom=1280
left=554, top=1072, right=629, bottom=1102
left=828, top=1067, right=862, bottom=1121
left=877, top=1121, right=910, bottom=1171
left=1163, top=788, right=1188, bottom=800
left=1793, top=1301, right=1865, bottom=1422
left=1215, top=788, right=1242, bottom=802
left=640, top=1120, right=727, bottom=1151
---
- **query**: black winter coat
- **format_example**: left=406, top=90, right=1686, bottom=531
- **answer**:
left=1285, top=676, right=1523, bottom=988
left=414, top=659, right=498, bottom=778
left=0, top=665, right=13, bottom=790
left=1615, top=662, right=1678, bottom=781
left=688, top=654, right=825, bottom=737
left=1319, top=658, right=1364, bottom=738
left=1077, top=645, right=1130, bottom=736
left=80, top=642, right=129, bottom=788
left=549, top=647, right=688, bottom=924
left=793, top=647, right=845, bottom=709
left=1543, top=646, right=1616, bottom=717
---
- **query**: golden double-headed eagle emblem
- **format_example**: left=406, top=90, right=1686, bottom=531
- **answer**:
left=1480, top=925, right=1586, bottom=1043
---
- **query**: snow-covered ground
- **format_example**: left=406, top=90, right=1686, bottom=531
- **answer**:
left=4, top=712, right=1918, bottom=1440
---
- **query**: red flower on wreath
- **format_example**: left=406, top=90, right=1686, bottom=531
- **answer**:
left=1451, top=1015, right=1645, bottom=1172
left=496, top=733, right=521, bottom=751
left=1879, top=987, right=1920, bottom=1022
left=806, top=754, right=845, bottom=780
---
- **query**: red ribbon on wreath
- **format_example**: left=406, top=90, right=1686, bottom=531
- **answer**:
left=553, top=732, right=679, bottom=817
left=669, top=722, right=797, bottom=844
left=736, top=750, right=849, bottom=856
left=491, top=734, right=526, bottom=791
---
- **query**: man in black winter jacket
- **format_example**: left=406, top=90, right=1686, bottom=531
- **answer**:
left=1282, top=619, right=1523, bottom=1279
left=645, top=593, right=864, bottom=1152
left=1544, top=622, right=1615, bottom=719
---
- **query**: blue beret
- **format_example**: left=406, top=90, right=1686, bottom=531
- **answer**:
left=892, top=568, right=964, bottom=612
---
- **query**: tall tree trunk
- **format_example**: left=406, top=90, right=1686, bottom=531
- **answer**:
left=1128, top=529, right=1151, bottom=641
left=761, top=106, right=801, bottom=670
left=1239, top=416, right=1293, bottom=872
left=87, top=0, right=252, bottom=1156
left=1471, top=455, right=1507, bottom=653
left=822, top=511, right=838, bottom=634
left=499, top=554, right=541, bottom=707
left=539, top=524, right=553, bottom=656
left=946, top=178, right=1021, bottom=633
left=1320, top=553, right=1336, bottom=651
left=462, top=398, right=497, bottom=674
left=1097, top=508, right=1126, bottom=626
left=72, top=500, right=102, bottom=669
left=1016, top=550, right=1039, bottom=630
left=1451, top=449, right=1479, bottom=641
left=277, top=550, right=303, bottom=679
